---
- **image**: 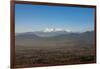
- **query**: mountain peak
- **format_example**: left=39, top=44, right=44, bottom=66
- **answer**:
left=42, top=28, right=71, bottom=32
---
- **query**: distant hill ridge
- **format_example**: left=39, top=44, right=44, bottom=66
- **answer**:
left=16, top=30, right=94, bottom=37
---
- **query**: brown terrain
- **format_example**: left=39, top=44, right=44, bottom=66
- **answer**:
left=15, top=31, right=96, bottom=68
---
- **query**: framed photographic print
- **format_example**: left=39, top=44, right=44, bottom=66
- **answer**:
left=11, top=0, right=96, bottom=68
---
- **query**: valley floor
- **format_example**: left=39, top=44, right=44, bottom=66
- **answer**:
left=15, top=45, right=96, bottom=68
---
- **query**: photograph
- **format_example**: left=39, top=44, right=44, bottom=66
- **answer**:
left=11, top=1, right=96, bottom=68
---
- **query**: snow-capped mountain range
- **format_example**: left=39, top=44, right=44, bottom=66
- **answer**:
left=16, top=28, right=72, bottom=37
left=16, top=28, right=93, bottom=37
left=42, top=28, right=71, bottom=32
left=32, top=28, right=71, bottom=37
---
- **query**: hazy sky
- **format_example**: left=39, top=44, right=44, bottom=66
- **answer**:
left=15, top=4, right=95, bottom=33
